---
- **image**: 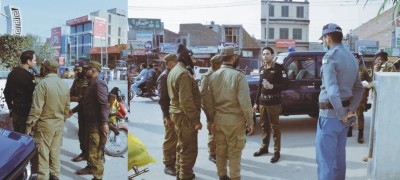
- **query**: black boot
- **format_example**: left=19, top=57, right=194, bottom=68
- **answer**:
left=358, top=129, right=364, bottom=144
left=347, top=127, right=353, bottom=137
left=270, top=152, right=280, bottom=163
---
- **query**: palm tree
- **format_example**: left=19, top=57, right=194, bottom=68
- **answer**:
left=359, top=0, right=400, bottom=18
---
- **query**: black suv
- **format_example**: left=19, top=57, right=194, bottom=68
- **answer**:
left=248, top=51, right=371, bottom=118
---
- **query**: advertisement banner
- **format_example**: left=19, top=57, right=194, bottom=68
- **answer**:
left=275, top=39, right=296, bottom=48
left=93, top=17, right=107, bottom=39
left=128, top=49, right=146, bottom=55
left=160, top=43, right=179, bottom=53
left=4, top=5, right=22, bottom=36
left=129, top=18, right=161, bottom=29
left=66, top=15, right=89, bottom=26
left=218, top=42, right=240, bottom=54
left=136, top=31, right=153, bottom=53
left=188, top=46, right=218, bottom=54
left=358, top=46, right=379, bottom=55
left=51, top=27, right=62, bottom=47
left=128, top=40, right=146, bottom=50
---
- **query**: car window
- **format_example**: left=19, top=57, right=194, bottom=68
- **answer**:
left=296, top=59, right=315, bottom=80
left=199, top=69, right=208, bottom=73
left=286, top=62, right=298, bottom=80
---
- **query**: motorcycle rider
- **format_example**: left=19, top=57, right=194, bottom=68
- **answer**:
left=131, top=63, right=149, bottom=96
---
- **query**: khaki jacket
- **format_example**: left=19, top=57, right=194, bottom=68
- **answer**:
left=200, top=68, right=214, bottom=122
left=26, top=74, right=70, bottom=133
left=206, top=65, right=253, bottom=126
left=167, top=62, right=201, bottom=124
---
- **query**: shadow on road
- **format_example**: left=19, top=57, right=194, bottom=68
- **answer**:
left=127, top=121, right=164, bottom=135
left=60, top=160, right=88, bottom=180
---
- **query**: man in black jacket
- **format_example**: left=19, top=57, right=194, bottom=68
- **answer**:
left=4, top=50, right=37, bottom=133
left=252, top=47, right=288, bottom=163
left=74, top=61, right=109, bottom=180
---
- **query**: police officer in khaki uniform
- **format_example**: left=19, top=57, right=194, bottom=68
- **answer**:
left=205, top=47, right=254, bottom=180
left=157, top=54, right=178, bottom=176
left=374, top=51, right=396, bottom=72
left=167, top=44, right=202, bottom=180
left=347, top=54, right=372, bottom=143
left=200, top=54, right=223, bottom=164
left=253, top=47, right=288, bottom=163
left=70, top=62, right=90, bottom=162
left=25, top=59, right=70, bottom=180
left=75, top=61, right=109, bottom=180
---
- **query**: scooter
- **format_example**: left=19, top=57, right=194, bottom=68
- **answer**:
left=104, top=117, right=129, bottom=157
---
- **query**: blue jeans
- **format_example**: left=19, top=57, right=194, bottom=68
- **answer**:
left=315, top=116, right=348, bottom=180
left=131, top=79, right=146, bottom=95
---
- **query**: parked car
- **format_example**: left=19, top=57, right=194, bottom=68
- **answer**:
left=248, top=51, right=371, bottom=118
left=0, top=128, right=36, bottom=179
left=194, top=66, right=209, bottom=86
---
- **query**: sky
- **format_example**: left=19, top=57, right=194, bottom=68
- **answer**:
left=0, top=0, right=127, bottom=38
left=128, top=0, right=389, bottom=42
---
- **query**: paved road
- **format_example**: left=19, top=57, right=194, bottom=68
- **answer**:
left=127, top=89, right=370, bottom=180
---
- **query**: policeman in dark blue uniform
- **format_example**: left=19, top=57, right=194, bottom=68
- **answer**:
left=315, top=23, right=363, bottom=180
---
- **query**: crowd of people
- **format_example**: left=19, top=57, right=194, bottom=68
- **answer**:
left=3, top=22, right=400, bottom=180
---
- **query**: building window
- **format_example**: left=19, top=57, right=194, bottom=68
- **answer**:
left=225, top=27, right=239, bottom=44
left=269, top=28, right=274, bottom=39
left=293, top=28, right=302, bottom=40
left=118, top=27, right=121, bottom=36
left=269, top=5, right=274, bottom=17
left=108, top=25, right=111, bottom=35
left=281, top=6, right=289, bottom=17
left=108, top=14, right=112, bottom=23
left=108, top=37, right=111, bottom=46
left=297, top=6, right=304, bottom=18
left=279, top=28, right=289, bottom=39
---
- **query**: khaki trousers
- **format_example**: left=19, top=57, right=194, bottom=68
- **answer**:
left=259, top=104, right=282, bottom=152
left=163, top=118, right=178, bottom=166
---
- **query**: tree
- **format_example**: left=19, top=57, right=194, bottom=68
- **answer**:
left=0, top=34, right=54, bottom=69
left=359, top=0, right=400, bottom=16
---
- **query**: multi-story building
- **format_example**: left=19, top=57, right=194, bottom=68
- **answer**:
left=64, top=8, right=128, bottom=67
left=261, top=0, right=310, bottom=52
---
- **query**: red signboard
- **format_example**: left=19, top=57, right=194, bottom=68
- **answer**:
left=66, top=15, right=89, bottom=26
left=51, top=27, right=62, bottom=47
left=275, top=39, right=296, bottom=48
left=93, top=17, right=107, bottom=39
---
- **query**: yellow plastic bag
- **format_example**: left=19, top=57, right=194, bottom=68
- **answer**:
left=128, top=132, right=156, bottom=170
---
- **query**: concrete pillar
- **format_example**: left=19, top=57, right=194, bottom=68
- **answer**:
left=368, top=72, right=400, bottom=179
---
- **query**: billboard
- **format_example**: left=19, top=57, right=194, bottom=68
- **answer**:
left=51, top=27, right=62, bottom=47
left=188, top=46, right=218, bottom=54
left=4, top=5, right=22, bottom=36
left=66, top=15, right=89, bottom=26
left=129, top=18, right=161, bottom=29
left=275, top=39, right=296, bottom=48
left=128, top=40, right=146, bottom=50
left=93, top=17, right=107, bottom=39
left=136, top=31, right=153, bottom=53
left=160, top=43, right=179, bottom=53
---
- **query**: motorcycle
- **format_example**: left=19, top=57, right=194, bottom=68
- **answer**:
left=104, top=117, right=129, bottom=157
left=129, top=77, right=159, bottom=101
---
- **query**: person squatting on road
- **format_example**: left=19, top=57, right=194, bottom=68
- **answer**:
left=315, top=23, right=363, bottom=180
left=70, top=61, right=90, bottom=162
left=167, top=44, right=202, bottom=180
left=74, top=61, right=110, bottom=180
left=156, top=53, right=179, bottom=176
left=200, top=54, right=223, bottom=164
left=4, top=50, right=38, bottom=134
left=205, top=47, right=254, bottom=180
left=253, top=46, right=288, bottom=163
left=25, top=59, right=70, bottom=180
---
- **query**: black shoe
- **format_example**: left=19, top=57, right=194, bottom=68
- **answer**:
left=270, top=152, right=280, bottom=163
left=209, top=155, right=216, bottom=164
left=72, top=154, right=86, bottom=162
left=347, top=127, right=353, bottom=137
left=76, top=166, right=93, bottom=175
left=49, top=175, right=59, bottom=180
left=220, top=176, right=231, bottom=180
left=91, top=178, right=102, bottom=180
left=164, top=166, right=177, bottom=176
left=177, top=174, right=195, bottom=180
left=358, top=130, right=364, bottom=144
left=253, top=148, right=269, bottom=157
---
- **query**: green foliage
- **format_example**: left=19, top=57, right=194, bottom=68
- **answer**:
left=0, top=34, right=54, bottom=69
left=358, top=0, right=400, bottom=15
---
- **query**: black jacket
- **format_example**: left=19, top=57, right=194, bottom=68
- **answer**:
left=4, top=67, right=35, bottom=116
left=255, top=63, right=288, bottom=106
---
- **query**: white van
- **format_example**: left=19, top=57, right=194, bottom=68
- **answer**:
left=194, top=66, right=209, bottom=86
